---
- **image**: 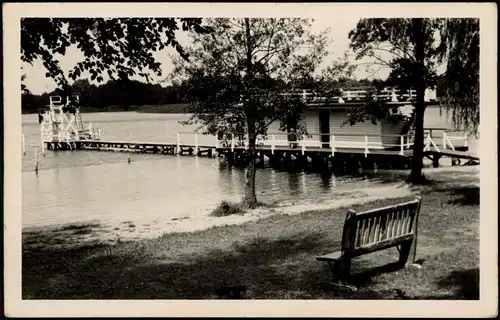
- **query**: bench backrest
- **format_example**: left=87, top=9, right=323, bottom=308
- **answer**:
left=341, top=196, right=422, bottom=256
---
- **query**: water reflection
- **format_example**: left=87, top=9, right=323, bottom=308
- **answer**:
left=287, top=173, right=301, bottom=196
left=320, top=172, right=332, bottom=190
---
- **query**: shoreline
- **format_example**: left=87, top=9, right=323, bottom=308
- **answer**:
left=22, top=165, right=479, bottom=247
left=22, top=103, right=449, bottom=115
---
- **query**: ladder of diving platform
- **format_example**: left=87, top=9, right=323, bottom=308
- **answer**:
left=75, top=110, right=84, bottom=133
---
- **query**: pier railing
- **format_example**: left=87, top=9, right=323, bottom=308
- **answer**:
left=183, top=131, right=416, bottom=157
left=177, top=128, right=466, bottom=156
left=283, top=88, right=432, bottom=104
left=31, top=128, right=466, bottom=157
left=423, top=128, right=468, bottom=152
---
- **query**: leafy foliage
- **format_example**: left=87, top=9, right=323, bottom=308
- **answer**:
left=436, top=19, right=479, bottom=135
left=21, top=18, right=211, bottom=96
left=348, top=18, right=439, bottom=183
left=349, top=18, right=440, bottom=97
left=348, top=17, right=480, bottom=134
left=348, top=18, right=480, bottom=183
left=21, top=72, right=29, bottom=94
left=171, top=18, right=334, bottom=138
left=210, top=200, right=244, bottom=217
left=170, top=18, right=346, bottom=206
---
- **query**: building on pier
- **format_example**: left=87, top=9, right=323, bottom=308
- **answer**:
left=267, top=87, right=438, bottom=150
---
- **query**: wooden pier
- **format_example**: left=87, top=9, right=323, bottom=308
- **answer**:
left=40, top=128, right=476, bottom=171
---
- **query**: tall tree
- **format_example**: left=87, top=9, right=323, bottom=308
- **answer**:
left=437, top=19, right=479, bottom=136
left=21, top=18, right=211, bottom=97
left=171, top=18, right=340, bottom=207
left=348, top=18, right=440, bottom=183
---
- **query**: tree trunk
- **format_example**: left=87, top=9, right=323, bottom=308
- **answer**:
left=408, top=18, right=427, bottom=184
left=242, top=18, right=258, bottom=208
left=243, top=119, right=258, bottom=208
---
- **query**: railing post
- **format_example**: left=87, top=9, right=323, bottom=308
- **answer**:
left=442, top=132, right=447, bottom=150
left=331, top=134, right=336, bottom=157
left=177, top=132, right=181, bottom=154
left=271, top=134, right=275, bottom=155
left=40, top=124, right=45, bottom=156
left=400, top=135, right=404, bottom=155
left=231, top=133, right=235, bottom=152
left=194, top=133, right=199, bottom=155
left=98, top=128, right=102, bottom=140
left=301, top=135, right=305, bottom=155
left=464, top=133, right=468, bottom=147
left=245, top=134, right=249, bottom=150
left=364, top=135, right=369, bottom=158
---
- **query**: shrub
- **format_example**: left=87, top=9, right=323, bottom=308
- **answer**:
left=211, top=201, right=244, bottom=217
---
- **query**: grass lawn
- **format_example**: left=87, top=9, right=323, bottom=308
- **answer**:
left=22, top=182, right=479, bottom=299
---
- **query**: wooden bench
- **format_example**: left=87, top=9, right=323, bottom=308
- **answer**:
left=316, top=196, right=422, bottom=287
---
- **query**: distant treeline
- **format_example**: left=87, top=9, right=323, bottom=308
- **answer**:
left=21, top=77, right=447, bottom=114
left=21, top=78, right=191, bottom=114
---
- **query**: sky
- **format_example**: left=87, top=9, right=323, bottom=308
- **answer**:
left=22, top=16, right=398, bottom=95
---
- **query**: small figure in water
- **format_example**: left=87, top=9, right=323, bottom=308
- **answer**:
left=127, top=156, right=131, bottom=164
left=38, top=111, right=44, bottom=124
left=288, top=128, right=298, bottom=148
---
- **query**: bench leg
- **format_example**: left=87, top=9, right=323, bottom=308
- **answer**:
left=339, top=257, right=352, bottom=284
left=326, top=258, right=357, bottom=291
left=326, top=260, right=340, bottom=283
left=398, top=240, right=412, bottom=267
left=327, top=258, right=351, bottom=284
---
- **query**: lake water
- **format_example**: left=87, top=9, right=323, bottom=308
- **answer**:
left=22, top=107, right=479, bottom=230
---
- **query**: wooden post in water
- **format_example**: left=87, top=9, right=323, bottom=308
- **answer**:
left=271, top=134, right=275, bottom=155
left=331, top=134, right=336, bottom=157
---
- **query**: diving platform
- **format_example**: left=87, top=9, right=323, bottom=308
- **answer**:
left=39, top=95, right=101, bottom=155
